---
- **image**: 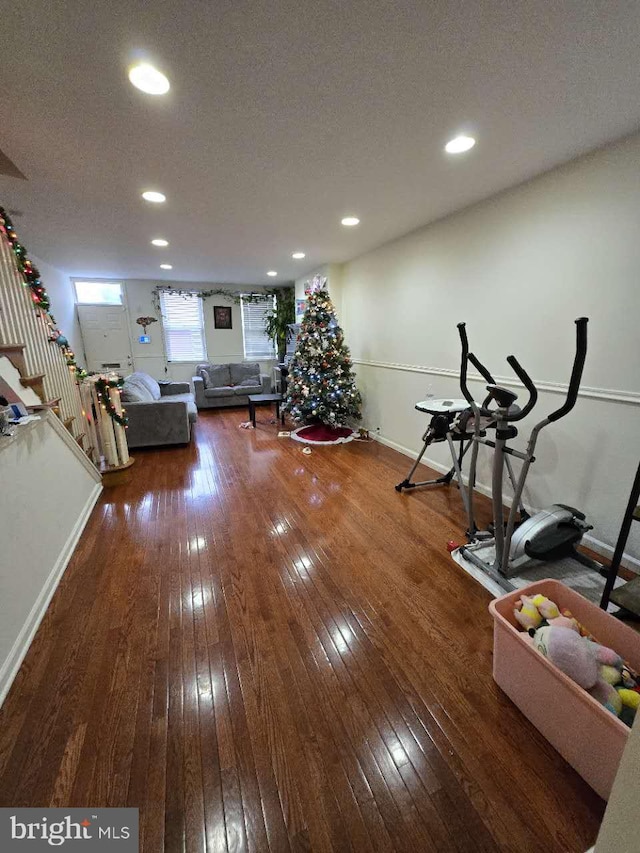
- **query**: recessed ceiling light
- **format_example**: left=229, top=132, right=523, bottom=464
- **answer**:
left=142, top=190, right=166, bottom=203
left=341, top=216, right=360, bottom=227
left=151, top=238, right=169, bottom=247
left=445, top=134, right=476, bottom=154
left=160, top=264, right=173, bottom=270
left=267, top=271, right=278, bottom=277
left=292, top=252, right=306, bottom=259
left=128, top=63, right=170, bottom=96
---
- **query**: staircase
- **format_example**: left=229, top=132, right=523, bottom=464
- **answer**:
left=0, top=344, right=70, bottom=430
left=0, top=234, right=90, bottom=456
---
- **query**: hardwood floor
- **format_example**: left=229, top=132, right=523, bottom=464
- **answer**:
left=0, top=409, right=605, bottom=851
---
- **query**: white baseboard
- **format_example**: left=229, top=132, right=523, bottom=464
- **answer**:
left=0, top=481, right=103, bottom=708
left=582, top=533, right=640, bottom=572
left=374, top=430, right=483, bottom=487
left=372, top=429, right=639, bottom=572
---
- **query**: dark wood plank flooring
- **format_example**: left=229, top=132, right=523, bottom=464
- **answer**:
left=0, top=409, right=605, bottom=851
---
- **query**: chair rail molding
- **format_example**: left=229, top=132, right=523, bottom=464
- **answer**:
left=351, top=358, right=640, bottom=407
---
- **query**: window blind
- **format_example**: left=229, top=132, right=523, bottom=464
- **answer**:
left=241, top=297, right=276, bottom=359
left=159, top=290, right=207, bottom=362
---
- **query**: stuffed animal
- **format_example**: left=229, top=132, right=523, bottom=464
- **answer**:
left=620, top=666, right=639, bottom=689
left=590, top=679, right=623, bottom=716
left=530, top=624, right=623, bottom=716
left=514, top=593, right=560, bottom=630
left=551, top=615, right=581, bottom=632
left=532, top=594, right=560, bottom=621
left=560, top=607, right=594, bottom=640
left=600, top=665, right=622, bottom=686
left=617, top=688, right=639, bottom=727
left=617, top=689, right=640, bottom=711
left=514, top=595, right=544, bottom=630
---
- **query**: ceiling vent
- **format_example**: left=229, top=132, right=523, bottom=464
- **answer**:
left=0, top=147, right=26, bottom=180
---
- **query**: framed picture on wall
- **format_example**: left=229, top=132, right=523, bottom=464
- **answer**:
left=213, top=305, right=232, bottom=329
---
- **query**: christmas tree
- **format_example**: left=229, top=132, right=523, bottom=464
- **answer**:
left=283, top=276, right=362, bottom=427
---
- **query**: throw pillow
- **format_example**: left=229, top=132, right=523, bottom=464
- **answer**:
left=133, top=372, right=161, bottom=400
left=121, top=377, right=154, bottom=402
left=239, top=375, right=261, bottom=387
left=201, top=363, right=231, bottom=388
left=230, top=362, right=260, bottom=385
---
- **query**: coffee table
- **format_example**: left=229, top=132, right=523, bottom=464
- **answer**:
left=248, top=393, right=285, bottom=428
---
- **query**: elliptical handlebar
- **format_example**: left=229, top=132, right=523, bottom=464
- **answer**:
left=458, top=322, right=538, bottom=419
left=469, top=354, right=498, bottom=410
left=504, top=356, right=538, bottom=420
left=547, top=317, right=588, bottom=423
left=457, top=323, right=475, bottom=408
left=469, top=353, right=495, bottom=384
left=457, top=317, right=589, bottom=427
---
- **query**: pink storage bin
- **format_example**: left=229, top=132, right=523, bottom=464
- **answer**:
left=489, top=578, right=640, bottom=800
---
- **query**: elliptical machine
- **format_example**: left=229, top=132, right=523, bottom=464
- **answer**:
left=395, top=397, right=528, bottom=540
left=457, top=317, right=595, bottom=591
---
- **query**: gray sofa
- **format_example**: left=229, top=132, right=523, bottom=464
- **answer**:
left=121, top=371, right=197, bottom=448
left=192, top=362, right=270, bottom=410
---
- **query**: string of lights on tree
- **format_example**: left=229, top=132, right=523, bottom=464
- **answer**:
left=0, top=206, right=88, bottom=381
left=94, top=376, right=128, bottom=427
left=282, top=275, right=362, bottom=426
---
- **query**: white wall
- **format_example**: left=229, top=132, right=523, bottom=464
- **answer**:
left=340, top=132, right=640, bottom=563
left=32, top=254, right=84, bottom=362
left=0, top=412, right=102, bottom=705
left=595, top=713, right=640, bottom=852
left=123, top=279, right=277, bottom=383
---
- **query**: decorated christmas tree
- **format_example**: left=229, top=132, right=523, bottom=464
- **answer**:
left=283, top=276, right=362, bottom=428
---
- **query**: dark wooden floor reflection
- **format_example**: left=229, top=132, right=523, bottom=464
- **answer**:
left=0, top=409, right=604, bottom=851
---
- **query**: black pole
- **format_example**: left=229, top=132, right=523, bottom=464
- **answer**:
left=600, top=460, right=640, bottom=610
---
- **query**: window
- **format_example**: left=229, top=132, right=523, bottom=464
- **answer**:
left=160, top=290, right=207, bottom=362
left=74, top=280, right=123, bottom=305
left=241, top=297, right=276, bottom=359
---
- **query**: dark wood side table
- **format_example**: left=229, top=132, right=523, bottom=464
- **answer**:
left=248, top=393, right=285, bottom=428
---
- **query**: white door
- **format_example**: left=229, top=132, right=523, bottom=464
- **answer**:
left=77, top=305, right=133, bottom=374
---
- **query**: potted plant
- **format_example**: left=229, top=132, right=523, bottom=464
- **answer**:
left=264, top=287, right=295, bottom=362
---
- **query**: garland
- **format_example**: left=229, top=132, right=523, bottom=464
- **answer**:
left=0, top=207, right=51, bottom=310
left=151, top=284, right=284, bottom=314
left=63, top=348, right=87, bottom=380
left=94, top=376, right=128, bottom=427
left=151, top=284, right=294, bottom=356
left=0, top=206, right=87, bottom=380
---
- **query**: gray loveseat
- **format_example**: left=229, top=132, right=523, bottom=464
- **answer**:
left=121, top=371, right=197, bottom=448
left=192, top=362, right=270, bottom=410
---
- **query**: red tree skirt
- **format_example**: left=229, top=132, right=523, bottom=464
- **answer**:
left=291, top=424, right=355, bottom=445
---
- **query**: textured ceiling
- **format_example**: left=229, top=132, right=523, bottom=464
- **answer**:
left=1, top=0, right=640, bottom=284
